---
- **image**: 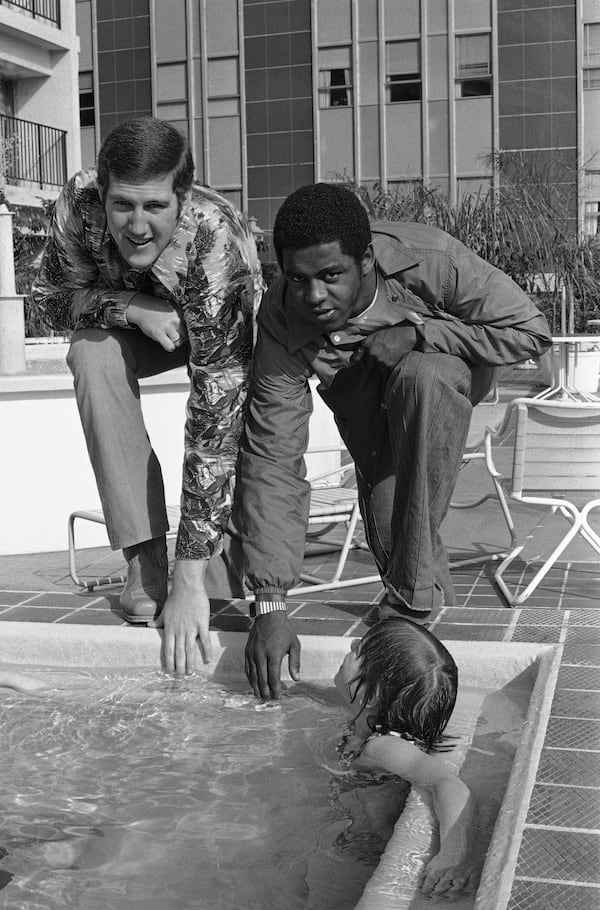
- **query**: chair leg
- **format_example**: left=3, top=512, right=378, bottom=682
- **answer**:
left=67, top=512, right=126, bottom=591
left=494, top=505, right=591, bottom=606
left=449, top=462, right=516, bottom=570
left=289, top=503, right=381, bottom=595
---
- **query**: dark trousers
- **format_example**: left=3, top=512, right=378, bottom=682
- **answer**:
left=356, top=351, right=482, bottom=611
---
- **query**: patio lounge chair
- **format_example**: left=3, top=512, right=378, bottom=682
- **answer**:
left=287, top=445, right=380, bottom=596
left=482, top=397, right=600, bottom=606
left=67, top=448, right=380, bottom=595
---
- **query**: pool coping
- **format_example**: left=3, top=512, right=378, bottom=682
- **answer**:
left=0, top=622, right=562, bottom=910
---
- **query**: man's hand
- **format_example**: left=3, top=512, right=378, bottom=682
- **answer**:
left=245, top=612, right=301, bottom=700
left=126, top=293, right=186, bottom=352
left=150, top=559, right=212, bottom=674
left=351, top=324, right=418, bottom=374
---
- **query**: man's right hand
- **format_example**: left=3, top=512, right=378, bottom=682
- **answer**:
left=126, top=293, right=186, bottom=352
left=245, top=612, right=301, bottom=700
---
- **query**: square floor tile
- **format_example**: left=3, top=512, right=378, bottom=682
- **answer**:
left=562, top=644, right=600, bottom=667
left=537, top=748, right=600, bottom=788
left=516, top=828, right=600, bottom=883
left=509, top=879, right=600, bottom=910
left=433, top=623, right=507, bottom=640
left=552, top=688, right=600, bottom=719
left=0, top=591, right=42, bottom=606
left=57, top=609, right=125, bottom=625
left=558, top=665, right=600, bottom=690
left=527, top=784, right=600, bottom=830
left=567, top=627, right=600, bottom=645
left=544, top=717, right=600, bottom=751
left=513, top=625, right=562, bottom=643
left=0, top=606, right=74, bottom=622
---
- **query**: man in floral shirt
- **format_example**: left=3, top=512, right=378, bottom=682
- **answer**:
left=31, top=118, right=263, bottom=667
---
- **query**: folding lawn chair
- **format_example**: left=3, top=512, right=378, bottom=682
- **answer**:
left=482, top=397, right=600, bottom=606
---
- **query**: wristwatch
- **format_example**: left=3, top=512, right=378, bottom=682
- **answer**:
left=250, top=595, right=287, bottom=618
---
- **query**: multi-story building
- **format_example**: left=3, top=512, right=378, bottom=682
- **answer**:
left=0, top=0, right=80, bottom=206
left=4, top=0, right=598, bottom=239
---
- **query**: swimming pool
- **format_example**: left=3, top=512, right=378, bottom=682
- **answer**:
left=0, top=623, right=562, bottom=910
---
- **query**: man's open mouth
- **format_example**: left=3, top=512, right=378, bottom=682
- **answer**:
left=127, top=237, right=152, bottom=246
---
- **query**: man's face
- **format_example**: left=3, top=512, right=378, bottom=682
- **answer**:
left=281, top=240, right=375, bottom=333
left=104, top=172, right=180, bottom=270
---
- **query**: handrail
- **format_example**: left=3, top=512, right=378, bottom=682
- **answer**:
left=0, top=0, right=60, bottom=28
left=0, top=114, right=67, bottom=189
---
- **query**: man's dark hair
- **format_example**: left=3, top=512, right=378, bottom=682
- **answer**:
left=273, top=183, right=371, bottom=266
left=97, top=117, right=194, bottom=204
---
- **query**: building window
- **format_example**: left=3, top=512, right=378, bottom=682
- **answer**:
left=319, top=47, right=352, bottom=107
left=157, top=62, right=188, bottom=122
left=584, top=23, right=600, bottom=90
left=386, top=41, right=421, bottom=103
left=79, top=71, right=95, bottom=127
left=207, top=56, right=240, bottom=117
left=585, top=201, right=600, bottom=236
left=455, top=34, right=491, bottom=98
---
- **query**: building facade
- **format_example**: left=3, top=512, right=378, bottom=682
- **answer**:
left=4, top=0, right=598, bottom=237
left=0, top=0, right=80, bottom=206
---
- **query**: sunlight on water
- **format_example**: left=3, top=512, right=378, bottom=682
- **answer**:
left=0, top=668, right=528, bottom=910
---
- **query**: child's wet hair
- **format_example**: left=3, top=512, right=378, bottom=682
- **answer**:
left=349, top=616, right=458, bottom=752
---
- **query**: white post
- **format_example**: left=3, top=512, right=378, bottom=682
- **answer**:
left=0, top=203, right=26, bottom=374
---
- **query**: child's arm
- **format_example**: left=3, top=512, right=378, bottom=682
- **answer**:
left=359, top=734, right=480, bottom=898
left=0, top=669, right=47, bottom=694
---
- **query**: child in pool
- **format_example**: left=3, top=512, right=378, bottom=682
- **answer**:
left=333, top=616, right=479, bottom=900
left=0, top=668, right=47, bottom=694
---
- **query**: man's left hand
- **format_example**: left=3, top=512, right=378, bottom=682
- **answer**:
left=150, top=559, right=212, bottom=674
left=351, top=324, right=418, bottom=373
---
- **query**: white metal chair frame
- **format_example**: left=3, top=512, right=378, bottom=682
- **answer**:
left=288, top=445, right=380, bottom=596
left=67, top=454, right=380, bottom=594
left=448, top=446, right=516, bottom=569
left=482, top=397, right=600, bottom=606
left=68, top=506, right=179, bottom=591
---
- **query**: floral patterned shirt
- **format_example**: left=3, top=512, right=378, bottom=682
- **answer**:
left=31, top=169, right=264, bottom=560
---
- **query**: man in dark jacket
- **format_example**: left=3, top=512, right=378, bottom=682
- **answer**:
left=239, top=182, right=552, bottom=699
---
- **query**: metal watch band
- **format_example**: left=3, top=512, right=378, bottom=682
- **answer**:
left=251, top=600, right=287, bottom=617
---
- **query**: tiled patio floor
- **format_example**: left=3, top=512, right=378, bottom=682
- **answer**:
left=1, top=361, right=599, bottom=908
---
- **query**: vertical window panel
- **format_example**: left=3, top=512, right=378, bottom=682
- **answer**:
left=157, top=62, right=187, bottom=103
left=316, top=0, right=352, bottom=44
left=359, top=42, right=379, bottom=106
left=384, top=0, right=419, bottom=36
left=319, top=47, right=353, bottom=107
left=456, top=34, right=491, bottom=98
left=209, top=116, right=241, bottom=185
left=79, top=71, right=95, bottom=127
left=386, top=41, right=422, bottom=102
left=584, top=23, right=600, bottom=89
left=205, top=0, right=239, bottom=54
left=207, top=58, right=239, bottom=98
left=154, top=0, right=187, bottom=60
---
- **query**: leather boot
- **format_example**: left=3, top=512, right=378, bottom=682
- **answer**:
left=119, top=536, right=168, bottom=624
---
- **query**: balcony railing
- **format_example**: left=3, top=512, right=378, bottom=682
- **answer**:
left=1, top=115, right=67, bottom=189
left=0, top=0, right=60, bottom=28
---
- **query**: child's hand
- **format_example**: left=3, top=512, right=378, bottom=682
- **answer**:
left=421, top=848, right=480, bottom=900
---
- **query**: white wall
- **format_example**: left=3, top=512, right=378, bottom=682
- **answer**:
left=0, top=369, right=341, bottom=555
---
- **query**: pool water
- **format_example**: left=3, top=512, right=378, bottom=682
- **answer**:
left=0, top=667, right=529, bottom=910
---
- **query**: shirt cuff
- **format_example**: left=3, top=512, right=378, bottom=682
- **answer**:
left=103, top=292, right=140, bottom=329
